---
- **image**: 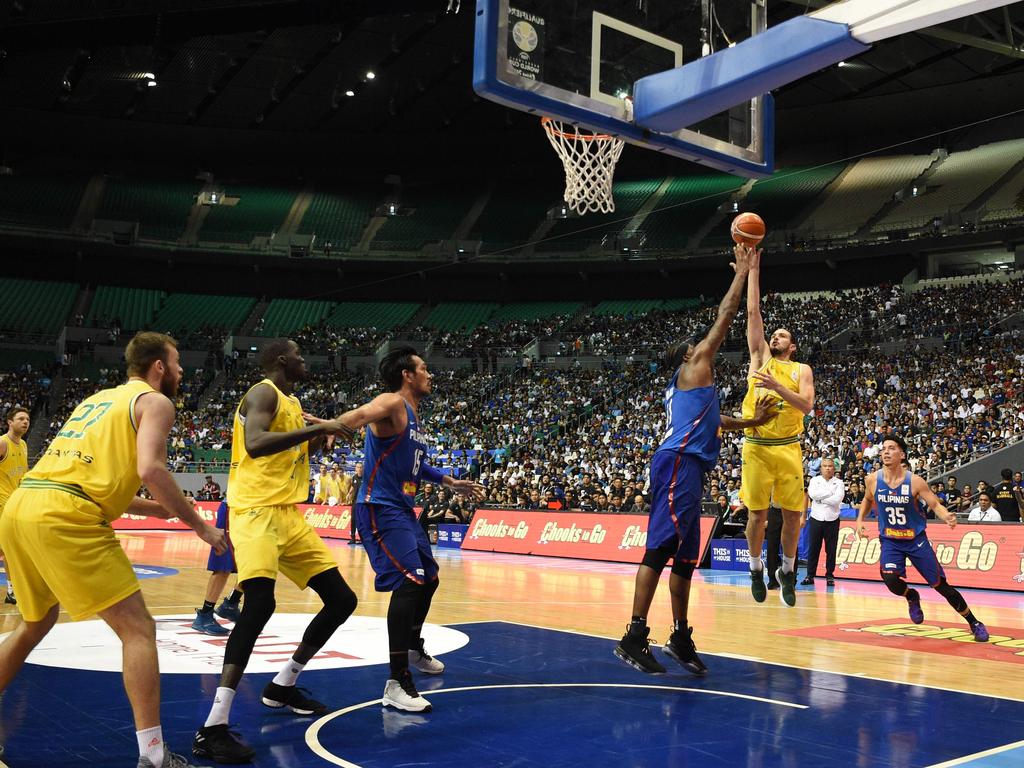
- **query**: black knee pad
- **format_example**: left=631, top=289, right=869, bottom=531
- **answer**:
left=641, top=545, right=674, bottom=574
left=308, top=568, right=358, bottom=621
left=670, top=559, right=696, bottom=579
left=880, top=571, right=907, bottom=596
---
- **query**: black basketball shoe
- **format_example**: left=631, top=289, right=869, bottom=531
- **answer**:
left=614, top=625, right=666, bottom=674
left=663, top=626, right=709, bottom=676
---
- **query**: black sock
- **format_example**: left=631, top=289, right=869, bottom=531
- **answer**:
left=227, top=590, right=242, bottom=603
left=201, top=600, right=215, bottom=613
left=629, top=616, right=647, bottom=634
left=963, top=610, right=978, bottom=626
left=672, top=619, right=686, bottom=634
left=905, top=588, right=920, bottom=602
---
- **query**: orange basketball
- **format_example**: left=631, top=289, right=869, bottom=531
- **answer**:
left=731, top=212, right=765, bottom=246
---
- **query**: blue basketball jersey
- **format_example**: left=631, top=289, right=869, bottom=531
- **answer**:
left=358, top=400, right=429, bottom=509
left=655, top=372, right=721, bottom=470
left=874, top=470, right=927, bottom=540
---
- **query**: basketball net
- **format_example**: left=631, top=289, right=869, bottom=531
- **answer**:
left=542, top=113, right=626, bottom=216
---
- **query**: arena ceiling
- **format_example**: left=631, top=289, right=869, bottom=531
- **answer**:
left=0, top=1, right=1023, bottom=168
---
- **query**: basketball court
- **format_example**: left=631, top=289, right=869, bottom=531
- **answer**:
left=2, top=533, right=1023, bottom=767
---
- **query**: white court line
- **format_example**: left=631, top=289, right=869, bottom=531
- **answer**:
left=487, top=619, right=1024, bottom=704
left=305, top=683, right=808, bottom=768
left=926, top=739, right=1024, bottom=767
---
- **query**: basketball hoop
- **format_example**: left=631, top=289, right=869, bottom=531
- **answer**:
left=542, top=117, right=625, bottom=216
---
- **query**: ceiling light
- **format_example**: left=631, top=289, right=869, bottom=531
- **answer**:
left=143, top=72, right=156, bottom=80
left=365, top=71, right=376, bottom=80
left=345, top=89, right=355, bottom=97
left=837, top=61, right=847, bottom=67
left=147, top=80, right=158, bottom=87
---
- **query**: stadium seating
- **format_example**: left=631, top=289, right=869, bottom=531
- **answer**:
left=297, top=186, right=383, bottom=252
left=803, top=155, right=934, bottom=236
left=0, top=172, right=88, bottom=230
left=95, top=178, right=201, bottom=240
left=538, top=178, right=663, bottom=252
left=980, top=163, right=1024, bottom=223
left=259, top=299, right=334, bottom=337
left=874, top=140, right=1024, bottom=231
left=200, top=185, right=297, bottom=243
left=151, top=293, right=255, bottom=335
left=324, top=302, right=420, bottom=329
left=0, top=278, right=77, bottom=335
left=473, top=183, right=559, bottom=251
left=489, top=302, right=582, bottom=323
left=87, top=285, right=165, bottom=330
left=423, top=302, right=499, bottom=333
left=641, top=174, right=743, bottom=250
left=372, top=183, right=479, bottom=251
left=740, top=163, right=847, bottom=231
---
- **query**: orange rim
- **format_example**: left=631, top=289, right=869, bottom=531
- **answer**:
left=541, top=116, right=615, bottom=142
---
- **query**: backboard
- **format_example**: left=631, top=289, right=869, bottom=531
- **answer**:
left=474, top=0, right=774, bottom=177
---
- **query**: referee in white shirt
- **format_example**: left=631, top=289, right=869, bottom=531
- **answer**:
left=802, top=457, right=845, bottom=586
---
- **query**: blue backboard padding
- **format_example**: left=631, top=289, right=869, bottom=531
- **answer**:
left=634, top=16, right=870, bottom=134
left=472, top=0, right=774, bottom=177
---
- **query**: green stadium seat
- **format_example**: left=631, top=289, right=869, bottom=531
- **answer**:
left=423, top=303, right=499, bottom=333
left=0, top=279, right=77, bottom=335
left=201, top=185, right=297, bottom=244
left=87, top=286, right=166, bottom=331
left=95, top=178, right=202, bottom=240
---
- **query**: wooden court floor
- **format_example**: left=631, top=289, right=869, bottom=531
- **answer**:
left=3, top=531, right=1021, bottom=701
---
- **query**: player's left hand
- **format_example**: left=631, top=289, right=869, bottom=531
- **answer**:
left=751, top=371, right=784, bottom=394
left=449, top=479, right=486, bottom=501
left=751, top=394, right=778, bottom=425
left=943, top=512, right=957, bottom=529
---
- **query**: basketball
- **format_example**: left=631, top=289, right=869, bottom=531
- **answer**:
left=731, top=212, right=766, bottom=246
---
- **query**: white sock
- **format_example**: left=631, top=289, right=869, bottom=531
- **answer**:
left=136, top=725, right=164, bottom=766
left=273, top=659, right=306, bottom=687
left=749, top=556, right=763, bottom=571
left=782, top=555, right=795, bottom=574
left=204, top=686, right=236, bottom=728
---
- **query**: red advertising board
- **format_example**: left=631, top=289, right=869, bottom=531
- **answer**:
left=460, top=509, right=718, bottom=565
left=113, top=502, right=360, bottom=540
left=816, top=520, right=1024, bottom=592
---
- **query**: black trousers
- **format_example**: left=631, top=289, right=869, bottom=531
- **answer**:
left=805, top=517, right=840, bottom=579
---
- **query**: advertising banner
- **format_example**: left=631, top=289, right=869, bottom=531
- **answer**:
left=437, top=524, right=470, bottom=549
left=461, top=509, right=717, bottom=565
left=113, top=502, right=384, bottom=541
left=815, top=520, right=1024, bottom=592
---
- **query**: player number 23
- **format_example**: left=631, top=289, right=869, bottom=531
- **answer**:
left=885, top=506, right=906, bottom=526
left=58, top=401, right=113, bottom=440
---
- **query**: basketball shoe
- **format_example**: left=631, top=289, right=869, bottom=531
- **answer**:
left=614, top=624, right=666, bottom=674
left=383, top=669, right=433, bottom=712
left=192, top=724, right=254, bottom=764
left=409, top=638, right=444, bottom=675
left=261, top=683, right=328, bottom=715
left=662, top=626, right=709, bottom=676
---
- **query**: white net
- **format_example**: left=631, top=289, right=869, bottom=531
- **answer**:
left=542, top=118, right=625, bottom=216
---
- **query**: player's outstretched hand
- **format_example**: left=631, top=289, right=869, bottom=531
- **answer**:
left=730, top=243, right=753, bottom=275
left=199, top=523, right=228, bottom=555
left=855, top=523, right=868, bottom=540
left=942, top=511, right=957, bottom=530
left=751, top=394, right=778, bottom=426
left=450, top=479, right=486, bottom=502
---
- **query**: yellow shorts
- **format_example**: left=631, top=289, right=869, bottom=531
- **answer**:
left=230, top=504, right=337, bottom=588
left=0, top=487, right=139, bottom=622
left=740, top=440, right=805, bottom=511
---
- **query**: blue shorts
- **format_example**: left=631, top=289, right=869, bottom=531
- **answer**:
left=206, top=502, right=237, bottom=573
left=646, top=450, right=705, bottom=566
left=354, top=502, right=438, bottom=592
left=880, top=533, right=945, bottom=586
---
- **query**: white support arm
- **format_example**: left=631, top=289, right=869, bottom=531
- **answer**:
left=813, top=0, right=1019, bottom=45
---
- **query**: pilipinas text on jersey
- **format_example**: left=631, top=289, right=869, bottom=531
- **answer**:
left=874, top=470, right=927, bottom=540
left=359, top=400, right=430, bottom=508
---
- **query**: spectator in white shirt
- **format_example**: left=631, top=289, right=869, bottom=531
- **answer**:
left=802, top=458, right=845, bottom=586
left=967, top=492, right=1002, bottom=522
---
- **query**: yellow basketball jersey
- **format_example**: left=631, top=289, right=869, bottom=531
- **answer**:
left=24, top=379, right=155, bottom=521
left=741, top=357, right=805, bottom=442
left=227, top=379, right=309, bottom=511
left=0, top=434, right=29, bottom=509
